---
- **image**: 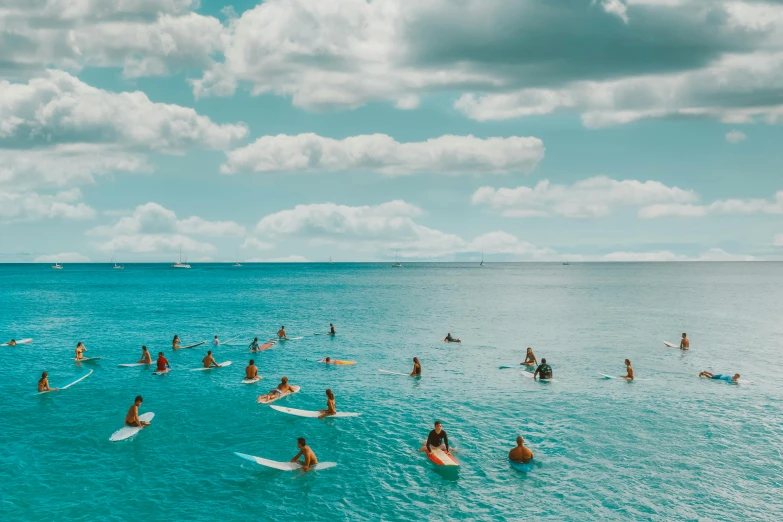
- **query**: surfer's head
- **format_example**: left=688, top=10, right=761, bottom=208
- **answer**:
left=625, top=359, right=631, bottom=366
left=434, top=421, right=442, bottom=433
left=42, top=371, right=48, bottom=378
left=682, top=333, right=687, bottom=338
left=297, top=437, right=306, bottom=448
left=325, top=357, right=331, bottom=362
left=135, top=395, right=143, bottom=405
left=527, top=347, right=532, bottom=353
left=733, top=373, right=741, bottom=380
left=158, top=352, right=164, bottom=357
left=326, top=388, right=334, bottom=400
left=142, top=345, right=147, bottom=351
left=207, top=350, right=212, bottom=355
left=281, top=376, right=288, bottom=384
left=517, top=436, right=524, bottom=446
left=541, top=358, right=547, bottom=364
left=413, top=357, right=419, bottom=363
left=249, top=359, right=255, bottom=365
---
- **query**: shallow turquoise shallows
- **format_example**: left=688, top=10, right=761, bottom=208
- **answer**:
left=1, top=263, right=782, bottom=521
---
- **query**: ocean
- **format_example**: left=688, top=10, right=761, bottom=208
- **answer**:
left=1, top=262, right=781, bottom=521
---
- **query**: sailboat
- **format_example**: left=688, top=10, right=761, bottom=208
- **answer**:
left=52, top=262, right=63, bottom=269
left=233, top=250, right=242, bottom=267
left=329, top=256, right=333, bottom=265
left=172, top=248, right=191, bottom=269
left=111, top=254, right=124, bottom=269
left=480, top=252, right=484, bottom=267
left=392, top=250, right=402, bottom=268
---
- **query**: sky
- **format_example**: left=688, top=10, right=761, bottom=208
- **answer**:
left=1, top=0, right=781, bottom=263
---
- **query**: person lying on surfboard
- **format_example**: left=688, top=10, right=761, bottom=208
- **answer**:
left=213, top=335, right=220, bottom=346
left=318, top=389, right=337, bottom=419
left=257, top=376, right=296, bottom=402
left=533, top=359, right=553, bottom=380
left=249, top=337, right=259, bottom=351
left=245, top=360, right=260, bottom=380
left=172, top=335, right=182, bottom=350
left=124, top=396, right=150, bottom=428
left=443, top=333, right=461, bottom=343
left=509, top=436, right=534, bottom=464
left=699, top=371, right=740, bottom=383
left=411, top=357, right=421, bottom=377
left=37, top=371, right=58, bottom=392
left=421, top=421, right=450, bottom=453
left=277, top=326, right=288, bottom=339
left=7, top=339, right=16, bottom=346
left=621, top=359, right=634, bottom=380
left=290, top=437, right=318, bottom=470
left=75, top=342, right=87, bottom=360
left=202, top=350, right=221, bottom=368
left=156, top=352, right=170, bottom=373
left=680, top=333, right=690, bottom=350
left=137, top=345, right=152, bottom=364
left=521, top=347, right=537, bottom=367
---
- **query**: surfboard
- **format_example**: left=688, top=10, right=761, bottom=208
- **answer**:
left=153, top=369, right=171, bottom=375
left=75, top=356, right=102, bottom=362
left=234, top=452, right=337, bottom=471
left=242, top=377, right=263, bottom=384
left=521, top=372, right=556, bottom=382
left=1, top=338, right=32, bottom=346
left=313, top=333, right=335, bottom=336
left=270, top=405, right=360, bottom=418
left=278, top=336, right=304, bottom=341
left=663, top=341, right=677, bottom=348
left=510, top=460, right=534, bottom=472
left=221, top=335, right=241, bottom=345
left=39, top=369, right=93, bottom=393
left=427, top=447, right=459, bottom=467
left=190, top=361, right=232, bottom=371
left=118, top=362, right=153, bottom=367
left=110, top=412, right=154, bottom=442
left=178, top=340, right=207, bottom=350
left=378, top=369, right=409, bottom=376
left=254, top=342, right=275, bottom=351
left=319, top=360, right=356, bottom=365
left=257, top=385, right=300, bottom=404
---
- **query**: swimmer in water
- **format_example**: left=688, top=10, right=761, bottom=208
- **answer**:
left=249, top=337, right=259, bottom=352
left=329, top=323, right=336, bottom=335
left=508, top=436, right=534, bottom=464
left=124, top=395, right=150, bottom=427
left=320, top=357, right=332, bottom=364
left=172, top=335, right=182, bottom=350
left=533, top=358, right=553, bottom=380
left=213, top=335, right=220, bottom=346
left=257, top=376, right=295, bottom=403
left=155, top=352, right=170, bottom=373
left=245, top=359, right=260, bottom=381
left=137, top=345, right=152, bottom=364
left=7, top=339, right=17, bottom=346
left=521, top=347, right=537, bottom=367
left=290, top=437, right=318, bottom=470
left=420, top=421, right=450, bottom=453
left=74, top=342, right=87, bottom=360
left=318, top=388, right=337, bottom=419
left=699, top=371, right=740, bottom=383
left=680, top=333, right=690, bottom=350
left=277, top=326, right=288, bottom=340
left=202, top=350, right=220, bottom=368
left=37, top=371, right=58, bottom=392
left=621, top=359, right=634, bottom=381
left=444, top=333, right=461, bottom=343
left=411, top=357, right=421, bottom=377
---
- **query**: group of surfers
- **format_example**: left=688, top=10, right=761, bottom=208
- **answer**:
left=417, top=421, right=534, bottom=466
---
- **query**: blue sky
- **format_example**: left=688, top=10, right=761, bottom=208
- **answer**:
left=1, top=0, right=781, bottom=263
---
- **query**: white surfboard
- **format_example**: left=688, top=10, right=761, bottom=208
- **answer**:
left=522, top=372, right=556, bottom=382
left=428, top=446, right=460, bottom=467
left=190, top=361, right=232, bottom=371
left=75, top=356, right=102, bottom=362
left=39, top=369, right=93, bottom=394
left=234, top=452, right=337, bottom=471
left=378, top=369, right=409, bottom=376
left=257, top=385, right=300, bottom=404
left=178, top=340, right=207, bottom=350
left=110, top=412, right=154, bottom=441
left=2, top=338, right=33, bottom=346
left=118, top=362, right=153, bottom=367
left=279, top=336, right=304, bottom=341
left=242, top=377, right=263, bottom=384
left=663, top=341, right=677, bottom=348
left=270, top=405, right=360, bottom=418
left=221, top=335, right=241, bottom=345
left=153, top=369, right=171, bottom=375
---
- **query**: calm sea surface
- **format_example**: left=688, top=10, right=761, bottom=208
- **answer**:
left=1, top=263, right=782, bottom=521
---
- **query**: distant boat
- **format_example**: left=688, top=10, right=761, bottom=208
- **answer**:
left=480, top=252, right=484, bottom=267
left=329, top=256, right=333, bottom=265
left=172, top=248, right=191, bottom=269
left=52, top=263, right=63, bottom=269
left=111, top=254, right=124, bottom=269
left=233, top=250, right=242, bottom=267
left=392, top=250, right=402, bottom=268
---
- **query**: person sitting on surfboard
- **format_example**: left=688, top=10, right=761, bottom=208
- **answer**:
left=257, top=376, right=295, bottom=402
left=621, top=359, right=634, bottom=380
left=37, top=371, right=57, bottom=392
left=290, top=437, right=318, bottom=470
left=75, top=342, right=87, bottom=360
left=124, top=396, right=150, bottom=428
left=213, top=335, right=220, bottom=346
left=249, top=337, right=259, bottom=352
left=329, top=323, right=336, bottom=335
left=522, top=347, right=537, bottom=367
left=277, top=326, right=288, bottom=339
left=533, top=359, right=553, bottom=380
left=444, top=333, right=461, bottom=343
left=680, top=333, right=690, bottom=350
left=156, top=352, right=170, bottom=373
left=699, top=371, right=740, bottom=383
left=172, top=335, right=181, bottom=350
left=318, top=389, right=337, bottom=418
left=202, top=350, right=220, bottom=368
left=411, top=357, right=421, bottom=377
left=422, top=421, right=450, bottom=453
left=137, top=345, right=152, bottom=364
left=509, top=436, right=534, bottom=464
left=245, top=360, right=260, bottom=380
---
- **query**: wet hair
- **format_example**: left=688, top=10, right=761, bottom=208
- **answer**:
left=281, top=376, right=288, bottom=383
left=625, top=359, right=631, bottom=365
left=158, top=352, right=164, bottom=356
left=135, top=395, right=143, bottom=403
left=253, top=337, right=258, bottom=341
left=142, top=345, right=147, bottom=350
left=173, top=335, right=179, bottom=340
left=281, top=326, right=285, bottom=329
left=42, top=371, right=47, bottom=377
left=526, top=347, right=533, bottom=352
left=214, top=335, right=218, bottom=338
left=682, top=333, right=687, bottom=337
left=325, top=357, right=331, bottom=362
left=207, top=350, right=212, bottom=355
left=413, top=357, right=419, bottom=363
left=326, top=388, right=334, bottom=400
left=249, top=359, right=255, bottom=365
left=434, top=421, right=442, bottom=427
left=298, top=437, right=306, bottom=446
left=541, top=358, right=547, bottom=364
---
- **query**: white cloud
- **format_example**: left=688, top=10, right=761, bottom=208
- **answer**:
left=177, top=216, right=246, bottom=237
left=696, top=248, right=754, bottom=261
left=34, top=252, right=91, bottom=263
left=241, top=236, right=275, bottom=250
left=0, top=189, right=95, bottom=222
left=222, top=133, right=544, bottom=176
left=94, top=233, right=215, bottom=254
left=639, top=191, right=783, bottom=218
left=564, top=248, right=755, bottom=262
left=247, top=255, right=311, bottom=263
left=466, top=231, right=554, bottom=257
left=725, top=130, right=747, bottom=143
left=598, top=0, right=629, bottom=24
left=472, top=176, right=698, bottom=218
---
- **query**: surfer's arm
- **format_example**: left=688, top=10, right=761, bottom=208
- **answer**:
left=290, top=450, right=303, bottom=462
left=444, top=434, right=450, bottom=452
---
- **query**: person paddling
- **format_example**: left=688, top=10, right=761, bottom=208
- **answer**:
left=124, top=395, right=150, bottom=427
left=245, top=359, right=260, bottom=381
left=7, top=339, right=17, bottom=346
left=521, top=347, right=537, bottom=367
left=444, top=333, right=461, bottom=343
left=37, top=371, right=58, bottom=392
left=508, top=436, right=534, bottom=464
left=155, top=352, right=170, bottom=373
left=290, top=437, right=318, bottom=470
left=137, top=345, right=152, bottom=364
left=318, top=389, right=337, bottom=418
left=411, top=357, right=421, bottom=377
left=533, top=358, right=553, bottom=380
left=699, top=371, right=740, bottom=383
left=202, top=350, right=220, bottom=368
left=257, top=376, right=296, bottom=403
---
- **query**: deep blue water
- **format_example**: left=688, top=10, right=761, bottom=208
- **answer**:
left=1, top=262, right=782, bottom=521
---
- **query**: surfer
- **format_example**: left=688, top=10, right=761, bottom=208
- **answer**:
left=156, top=352, right=170, bottom=373
left=124, top=395, right=150, bottom=427
left=202, top=350, right=220, bottom=368
left=249, top=337, right=259, bottom=352
left=621, top=359, right=634, bottom=380
left=444, top=333, right=461, bottom=343
left=421, top=421, right=450, bottom=453
left=137, top=345, right=152, bottom=364
left=699, top=371, right=740, bottom=383
left=329, top=323, right=336, bottom=335
left=411, top=357, right=421, bottom=376
left=508, top=436, right=534, bottom=464
left=290, top=437, right=318, bottom=470
left=320, top=357, right=332, bottom=364
left=318, top=389, right=337, bottom=418
left=277, top=326, right=288, bottom=339
left=172, top=335, right=182, bottom=350
left=75, top=342, right=87, bottom=360
left=521, top=347, right=537, bottom=367
left=213, top=335, right=220, bottom=346
left=37, top=371, right=58, bottom=392
left=533, top=358, right=553, bottom=380
left=246, top=360, right=260, bottom=380
left=7, top=339, right=16, bottom=346
left=680, top=333, right=690, bottom=350
left=257, top=376, right=296, bottom=403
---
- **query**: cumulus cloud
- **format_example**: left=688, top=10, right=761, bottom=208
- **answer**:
left=0, top=189, right=95, bottom=222
left=639, top=191, right=783, bottom=218
left=466, top=231, right=553, bottom=258
left=241, top=236, right=275, bottom=250
left=472, top=176, right=698, bottom=218
left=94, top=234, right=215, bottom=254
left=222, top=133, right=544, bottom=176
left=725, top=130, right=747, bottom=143
left=34, top=252, right=91, bottom=263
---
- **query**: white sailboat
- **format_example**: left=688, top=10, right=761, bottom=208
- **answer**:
left=52, top=262, right=63, bottom=269
left=111, top=254, right=124, bottom=269
left=480, top=252, right=484, bottom=267
left=233, top=249, right=242, bottom=267
left=329, top=256, right=333, bottom=264
left=392, top=250, right=402, bottom=268
left=172, top=248, right=191, bottom=269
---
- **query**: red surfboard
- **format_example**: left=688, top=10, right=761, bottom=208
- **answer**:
left=427, top=447, right=459, bottom=466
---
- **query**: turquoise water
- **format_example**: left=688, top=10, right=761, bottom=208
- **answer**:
left=1, top=262, right=782, bottom=521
